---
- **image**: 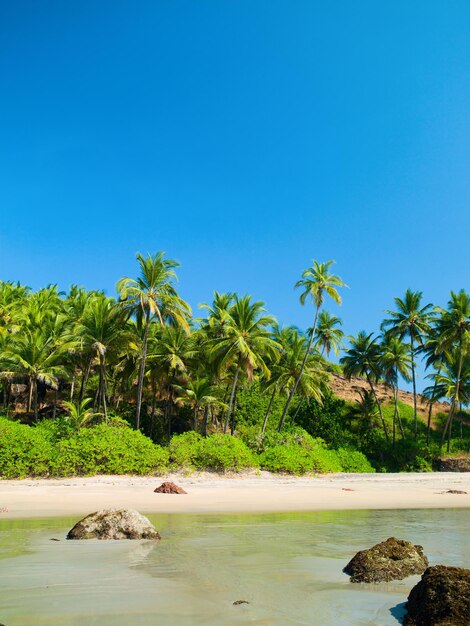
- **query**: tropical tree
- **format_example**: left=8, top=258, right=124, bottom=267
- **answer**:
left=379, top=334, right=412, bottom=443
left=314, top=311, right=344, bottom=357
left=76, top=295, right=128, bottom=421
left=207, top=295, right=278, bottom=434
left=174, top=377, right=223, bottom=433
left=279, top=260, right=346, bottom=427
left=382, top=289, right=433, bottom=438
left=340, top=331, right=390, bottom=442
left=117, top=252, right=191, bottom=430
left=434, top=290, right=470, bottom=450
left=63, top=398, right=97, bottom=432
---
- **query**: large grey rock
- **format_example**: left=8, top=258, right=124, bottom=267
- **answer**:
left=344, top=537, right=428, bottom=583
left=404, top=565, right=470, bottom=625
left=66, top=509, right=160, bottom=540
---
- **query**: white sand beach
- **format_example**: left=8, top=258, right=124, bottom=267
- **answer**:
left=1, top=472, right=470, bottom=519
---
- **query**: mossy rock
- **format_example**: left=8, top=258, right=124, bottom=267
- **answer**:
left=66, top=509, right=161, bottom=540
left=404, top=565, right=470, bottom=625
left=344, top=537, right=428, bottom=583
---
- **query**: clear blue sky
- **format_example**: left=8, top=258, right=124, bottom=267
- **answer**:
left=1, top=1, right=469, bottom=362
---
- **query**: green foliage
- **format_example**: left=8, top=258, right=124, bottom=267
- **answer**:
left=0, top=416, right=168, bottom=478
left=169, top=431, right=257, bottom=471
left=294, top=391, right=348, bottom=446
left=333, top=448, right=375, bottom=473
left=234, top=383, right=285, bottom=427
left=0, top=417, right=53, bottom=478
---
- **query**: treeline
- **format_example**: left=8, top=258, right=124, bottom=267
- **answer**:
left=0, top=252, right=468, bottom=470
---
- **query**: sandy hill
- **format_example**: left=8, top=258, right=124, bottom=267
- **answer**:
left=329, top=373, right=451, bottom=417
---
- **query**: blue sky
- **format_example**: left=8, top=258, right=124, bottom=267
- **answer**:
left=1, top=1, right=469, bottom=370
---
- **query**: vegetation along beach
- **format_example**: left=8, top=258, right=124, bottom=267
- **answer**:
left=2, top=2, right=470, bottom=624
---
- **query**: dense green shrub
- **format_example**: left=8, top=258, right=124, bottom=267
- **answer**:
left=198, top=434, right=258, bottom=471
left=168, top=431, right=204, bottom=467
left=50, top=425, right=169, bottom=476
left=333, top=448, right=375, bottom=473
left=259, top=444, right=343, bottom=474
left=295, top=391, right=349, bottom=446
left=0, top=417, right=168, bottom=478
left=0, top=418, right=53, bottom=478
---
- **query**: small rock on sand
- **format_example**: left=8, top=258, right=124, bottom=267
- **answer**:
left=154, top=482, right=187, bottom=494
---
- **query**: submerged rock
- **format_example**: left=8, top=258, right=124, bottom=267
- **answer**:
left=154, top=481, right=187, bottom=494
left=66, top=509, right=160, bottom=540
left=233, top=600, right=250, bottom=605
left=404, top=565, right=470, bottom=625
left=344, top=537, right=428, bottom=583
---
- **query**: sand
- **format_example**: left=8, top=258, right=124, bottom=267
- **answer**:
left=1, top=472, right=470, bottom=519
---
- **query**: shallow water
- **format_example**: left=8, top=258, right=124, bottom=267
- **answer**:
left=0, top=509, right=469, bottom=625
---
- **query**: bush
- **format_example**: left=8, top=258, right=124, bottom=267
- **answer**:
left=259, top=444, right=343, bottom=474
left=168, top=431, right=204, bottom=467
left=50, top=425, right=169, bottom=476
left=0, top=417, right=169, bottom=478
left=198, top=434, right=258, bottom=471
left=0, top=417, right=53, bottom=478
left=334, top=448, right=375, bottom=473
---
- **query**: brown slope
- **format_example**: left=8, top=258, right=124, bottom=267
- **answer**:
left=329, top=373, right=451, bottom=418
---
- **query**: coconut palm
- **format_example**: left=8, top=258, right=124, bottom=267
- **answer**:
left=275, top=328, right=326, bottom=432
left=62, top=398, right=97, bottom=432
left=434, top=290, right=470, bottom=450
left=174, top=377, right=223, bottom=433
left=314, top=311, right=344, bottom=357
left=207, top=295, right=278, bottom=434
left=76, top=295, right=129, bottom=421
left=340, top=331, right=390, bottom=442
left=279, top=260, right=347, bottom=425
left=379, top=335, right=412, bottom=443
left=117, top=252, right=191, bottom=430
left=382, top=290, right=434, bottom=439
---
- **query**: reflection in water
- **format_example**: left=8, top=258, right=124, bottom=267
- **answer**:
left=0, top=509, right=468, bottom=625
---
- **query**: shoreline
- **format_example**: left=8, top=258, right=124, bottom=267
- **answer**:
left=1, top=472, right=470, bottom=519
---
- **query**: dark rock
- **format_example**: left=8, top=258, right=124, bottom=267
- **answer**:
left=49, top=538, right=60, bottom=541
left=344, top=537, right=428, bottom=583
left=404, top=565, right=470, bottom=625
left=66, top=509, right=160, bottom=540
left=154, top=482, right=187, bottom=494
left=442, top=490, right=467, bottom=495
left=437, top=457, right=470, bottom=472
left=342, top=488, right=354, bottom=491
left=233, top=600, right=250, bottom=605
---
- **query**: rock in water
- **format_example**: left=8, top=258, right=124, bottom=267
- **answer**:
left=404, top=565, right=470, bottom=626
left=344, top=537, right=428, bottom=583
left=154, top=482, right=187, bottom=494
left=66, top=509, right=161, bottom=540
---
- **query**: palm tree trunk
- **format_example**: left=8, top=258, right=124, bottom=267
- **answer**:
left=79, top=358, right=92, bottom=402
left=366, top=373, right=389, bottom=442
left=193, top=405, right=198, bottom=432
left=33, top=379, right=38, bottom=422
left=52, top=389, right=58, bottom=420
left=224, top=366, right=240, bottom=434
left=230, top=393, right=238, bottom=435
left=27, top=376, right=33, bottom=413
left=278, top=306, right=320, bottom=431
left=203, top=405, right=210, bottom=437
left=150, top=379, right=157, bottom=440
left=426, top=368, right=441, bottom=445
left=291, top=396, right=306, bottom=425
left=70, top=374, right=75, bottom=402
left=135, top=310, right=151, bottom=431
left=261, top=387, right=277, bottom=435
left=441, top=346, right=464, bottom=451
left=410, top=336, right=418, bottom=439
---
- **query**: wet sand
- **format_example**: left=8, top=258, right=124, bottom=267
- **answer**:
left=1, top=472, right=470, bottom=519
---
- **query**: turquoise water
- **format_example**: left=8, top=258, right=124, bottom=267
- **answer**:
left=0, top=509, right=469, bottom=625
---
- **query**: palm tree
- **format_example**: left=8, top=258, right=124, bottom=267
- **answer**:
left=207, top=295, right=278, bottom=434
left=174, top=378, right=223, bottom=433
left=434, top=290, right=470, bottom=450
left=279, top=260, right=346, bottom=427
left=314, top=311, right=344, bottom=357
left=275, top=328, right=326, bottom=432
left=62, top=398, right=97, bottom=432
left=382, top=289, right=433, bottom=439
left=76, top=295, right=128, bottom=421
left=5, top=328, right=68, bottom=420
left=340, top=331, right=390, bottom=442
left=419, top=328, right=445, bottom=444
left=379, top=334, right=412, bottom=444
left=117, top=252, right=191, bottom=430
